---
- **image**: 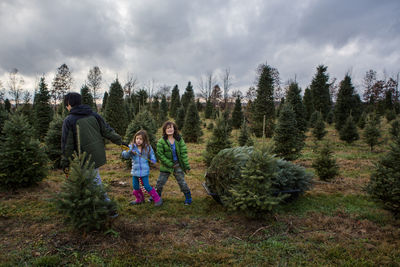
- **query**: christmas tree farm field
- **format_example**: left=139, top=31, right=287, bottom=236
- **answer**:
left=0, top=124, right=399, bottom=266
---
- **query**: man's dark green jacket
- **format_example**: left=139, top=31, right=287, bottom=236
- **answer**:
left=61, top=105, right=122, bottom=169
left=156, top=135, right=190, bottom=173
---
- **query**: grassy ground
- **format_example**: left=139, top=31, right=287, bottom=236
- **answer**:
left=1, top=120, right=400, bottom=266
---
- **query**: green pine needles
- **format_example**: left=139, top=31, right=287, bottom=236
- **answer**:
left=54, top=152, right=117, bottom=231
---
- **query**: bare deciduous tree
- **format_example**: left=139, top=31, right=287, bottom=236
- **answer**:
left=51, top=64, right=73, bottom=106
left=123, top=72, right=138, bottom=98
left=8, top=68, right=25, bottom=108
left=198, top=71, right=216, bottom=101
left=222, top=68, right=232, bottom=107
left=362, top=69, right=377, bottom=102
left=156, top=84, right=171, bottom=99
left=87, top=66, right=102, bottom=104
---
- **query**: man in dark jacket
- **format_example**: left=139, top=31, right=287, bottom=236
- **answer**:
left=61, top=93, right=127, bottom=216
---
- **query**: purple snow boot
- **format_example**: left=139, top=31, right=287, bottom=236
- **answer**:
left=149, top=188, right=163, bottom=207
left=130, top=189, right=144, bottom=205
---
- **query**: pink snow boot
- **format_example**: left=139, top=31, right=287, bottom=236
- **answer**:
left=130, top=189, right=144, bottom=205
left=149, top=188, right=163, bottom=206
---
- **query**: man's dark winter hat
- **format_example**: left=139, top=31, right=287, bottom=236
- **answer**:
left=64, top=92, right=82, bottom=107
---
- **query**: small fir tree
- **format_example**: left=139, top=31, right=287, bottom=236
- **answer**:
left=339, top=115, right=359, bottom=144
left=124, top=109, right=157, bottom=150
left=367, top=131, right=400, bottom=216
left=310, top=65, right=331, bottom=119
left=231, top=96, right=243, bottom=129
left=326, top=110, right=334, bottom=125
left=309, top=110, right=320, bottom=128
left=181, top=81, right=195, bottom=111
left=273, top=103, right=305, bottom=160
left=182, top=101, right=202, bottom=142
left=312, top=112, right=327, bottom=140
left=44, top=115, right=64, bottom=169
left=101, top=91, right=108, bottom=112
left=0, top=109, right=8, bottom=136
left=124, top=96, right=135, bottom=123
left=286, top=81, right=307, bottom=133
left=238, top=119, right=253, bottom=146
left=358, top=111, right=367, bottom=129
left=196, top=98, right=203, bottom=112
left=204, top=99, right=213, bottom=119
left=207, top=122, right=214, bottom=130
left=363, top=114, right=381, bottom=151
left=33, top=77, right=53, bottom=140
left=386, top=109, right=396, bottom=122
left=159, top=94, right=168, bottom=123
left=54, top=152, right=117, bottom=231
left=105, top=79, right=128, bottom=135
left=150, top=95, right=160, bottom=123
left=169, top=85, right=180, bottom=118
left=204, top=111, right=232, bottom=166
left=312, top=143, right=339, bottom=181
left=0, top=113, right=48, bottom=189
left=176, top=105, right=186, bottom=131
left=80, top=84, right=95, bottom=110
left=5, top=99, right=11, bottom=113
left=303, top=87, right=314, bottom=122
left=390, top=119, right=400, bottom=138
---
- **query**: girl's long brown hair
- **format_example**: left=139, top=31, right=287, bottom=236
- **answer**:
left=162, top=121, right=180, bottom=139
left=132, top=130, right=151, bottom=155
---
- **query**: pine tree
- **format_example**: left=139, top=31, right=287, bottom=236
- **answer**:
left=33, top=77, right=53, bottom=140
left=45, top=115, right=64, bottom=169
left=251, top=64, right=276, bottom=137
left=150, top=95, right=160, bottom=123
left=312, top=111, right=327, bottom=140
left=363, top=114, right=381, bottom=151
left=182, top=101, right=202, bottom=143
left=339, top=115, right=359, bottom=144
left=53, top=152, right=117, bottom=231
left=238, top=119, right=253, bottom=146
left=124, top=109, right=157, bottom=150
left=101, top=91, right=108, bottom=112
left=124, top=96, right=135, bottom=123
left=231, top=96, right=243, bottom=129
left=159, top=94, right=168, bottom=124
left=286, top=81, right=307, bottom=133
left=0, top=113, right=48, bottom=189
left=367, top=131, right=400, bottom=216
left=5, top=99, right=11, bottom=113
left=390, top=119, right=400, bottom=138
left=204, top=111, right=232, bottom=166
left=326, top=109, right=334, bottom=125
left=204, top=99, right=213, bottom=119
left=334, top=74, right=362, bottom=131
left=273, top=103, right=305, bottom=160
left=386, top=109, right=396, bottom=122
left=207, top=122, right=214, bottom=130
left=309, top=110, right=320, bottom=128
left=169, top=85, right=180, bottom=118
left=105, top=79, right=128, bottom=135
left=358, top=111, right=367, bottom=129
left=196, top=98, right=203, bottom=112
left=181, top=81, right=195, bottom=111
left=312, top=143, right=339, bottom=181
left=80, top=84, right=95, bottom=110
left=176, top=105, right=186, bottom=131
left=0, top=109, right=8, bottom=137
left=310, top=65, right=331, bottom=119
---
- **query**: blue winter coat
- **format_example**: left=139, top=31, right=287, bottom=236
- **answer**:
left=122, top=144, right=156, bottom=177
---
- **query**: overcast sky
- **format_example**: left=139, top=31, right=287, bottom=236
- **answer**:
left=0, top=0, right=399, bottom=99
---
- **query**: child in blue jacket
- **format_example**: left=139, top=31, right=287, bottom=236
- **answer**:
left=122, top=130, right=162, bottom=206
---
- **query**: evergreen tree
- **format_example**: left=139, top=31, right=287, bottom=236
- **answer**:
left=181, top=81, right=195, bottom=111
left=326, top=109, right=334, bottom=124
left=312, top=111, right=327, bottom=140
left=286, top=81, right=307, bottom=133
left=101, top=91, right=108, bottom=112
left=339, top=115, right=359, bottom=143
left=276, top=98, right=285, bottom=118
left=169, top=85, right=180, bottom=118
left=310, top=65, right=331, bottom=119
left=159, top=94, right=168, bottom=124
left=182, top=101, right=202, bottom=143
left=45, top=115, right=64, bottom=169
left=53, top=152, right=117, bottom=231
left=385, top=109, right=396, bottom=122
left=33, top=77, right=53, bottom=140
left=80, top=84, right=95, bottom=110
left=273, top=103, right=305, bottom=160
left=231, top=96, right=243, bottom=129
left=176, top=105, right=186, bottom=131
left=124, top=96, right=135, bottom=123
left=309, top=110, right=320, bottom=128
left=105, top=79, right=128, bottom=135
left=135, top=89, right=148, bottom=112
left=358, top=111, right=367, bottom=129
left=334, top=74, right=362, bottom=131
left=0, top=109, right=8, bottom=137
left=0, top=113, right=48, bottom=189
left=150, top=95, right=160, bottom=123
left=367, top=130, right=400, bottom=216
left=196, top=98, right=203, bottom=112
left=251, top=64, right=276, bottom=137
left=124, top=109, right=157, bottom=150
left=363, top=114, right=381, bottom=151
left=204, top=111, right=232, bottom=166
left=238, top=119, right=253, bottom=146
left=5, top=99, right=11, bottom=113
left=207, top=122, right=214, bottom=130
left=204, top=99, right=213, bottom=119
left=312, top=143, right=339, bottom=181
left=390, top=119, right=400, bottom=138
